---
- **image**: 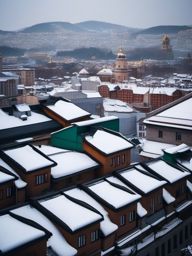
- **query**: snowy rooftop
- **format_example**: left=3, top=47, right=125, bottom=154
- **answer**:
left=4, top=145, right=54, bottom=172
left=79, top=68, right=89, bottom=75
left=15, top=103, right=31, bottom=112
left=0, top=109, right=51, bottom=130
left=65, top=188, right=118, bottom=236
left=35, top=145, right=69, bottom=156
left=144, top=97, right=192, bottom=130
left=82, top=91, right=101, bottom=98
left=39, top=194, right=102, bottom=232
left=104, top=98, right=134, bottom=113
left=88, top=180, right=141, bottom=209
left=101, top=82, right=178, bottom=96
left=85, top=129, right=133, bottom=154
left=0, top=170, right=15, bottom=184
left=73, top=115, right=118, bottom=127
left=0, top=158, right=27, bottom=188
left=0, top=214, right=45, bottom=253
left=48, top=151, right=98, bottom=179
left=97, top=68, right=113, bottom=76
left=46, top=100, right=90, bottom=121
left=146, top=160, right=190, bottom=183
left=164, top=143, right=190, bottom=154
left=12, top=205, right=77, bottom=256
left=119, top=167, right=166, bottom=194
left=140, top=140, right=175, bottom=158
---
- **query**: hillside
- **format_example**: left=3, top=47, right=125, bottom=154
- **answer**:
left=0, top=21, right=191, bottom=53
left=0, top=46, right=26, bottom=56
left=136, top=25, right=191, bottom=35
left=57, top=47, right=115, bottom=60
left=75, top=20, right=138, bottom=33
left=21, top=21, right=84, bottom=33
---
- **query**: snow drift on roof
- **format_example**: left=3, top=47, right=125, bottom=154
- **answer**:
left=47, top=100, right=90, bottom=121
left=85, top=129, right=132, bottom=154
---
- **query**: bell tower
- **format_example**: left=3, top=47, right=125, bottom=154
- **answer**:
left=162, top=34, right=171, bottom=51
left=113, top=48, right=129, bottom=83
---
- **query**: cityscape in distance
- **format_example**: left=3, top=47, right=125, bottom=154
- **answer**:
left=0, top=0, right=192, bottom=256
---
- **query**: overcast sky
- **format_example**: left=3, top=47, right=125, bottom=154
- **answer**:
left=0, top=0, right=192, bottom=31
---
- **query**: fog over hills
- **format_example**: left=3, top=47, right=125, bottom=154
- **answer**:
left=0, top=21, right=191, bottom=54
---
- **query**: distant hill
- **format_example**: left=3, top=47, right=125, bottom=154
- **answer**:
left=19, top=20, right=139, bottom=34
left=57, top=47, right=115, bottom=60
left=0, top=30, right=14, bottom=35
left=127, top=47, right=174, bottom=60
left=0, top=46, right=26, bottom=56
left=21, top=21, right=84, bottom=33
left=136, top=25, right=192, bottom=35
left=75, top=20, right=139, bottom=33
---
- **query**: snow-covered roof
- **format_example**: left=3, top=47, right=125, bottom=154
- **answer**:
left=97, top=68, right=113, bottom=76
left=15, top=104, right=31, bottom=112
left=164, top=143, right=190, bottom=154
left=163, top=188, right=175, bottom=204
left=0, top=158, right=27, bottom=188
left=11, top=205, right=77, bottom=256
left=0, top=109, right=51, bottom=130
left=137, top=202, right=147, bottom=217
left=39, top=194, right=102, bottom=232
left=46, top=100, right=90, bottom=121
left=104, top=98, right=133, bottom=113
left=85, top=129, right=133, bottom=154
left=48, top=151, right=98, bottom=179
left=88, top=180, right=141, bottom=209
left=4, top=145, right=55, bottom=172
left=187, top=180, right=192, bottom=193
left=0, top=214, right=45, bottom=253
left=82, top=91, right=101, bottom=98
left=149, top=87, right=176, bottom=96
left=144, top=97, right=192, bottom=130
left=35, top=145, right=69, bottom=156
left=79, top=68, right=89, bottom=75
left=73, top=116, right=118, bottom=127
left=132, top=87, right=149, bottom=95
left=146, top=160, right=190, bottom=183
left=140, top=140, right=175, bottom=159
left=0, top=170, right=15, bottom=184
left=118, top=168, right=166, bottom=194
left=65, top=188, right=118, bottom=236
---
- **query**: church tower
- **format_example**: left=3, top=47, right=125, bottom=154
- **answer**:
left=162, top=34, right=171, bottom=51
left=113, top=48, right=129, bottom=83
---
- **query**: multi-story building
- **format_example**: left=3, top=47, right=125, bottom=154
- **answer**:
left=3, top=68, right=35, bottom=86
left=139, top=92, right=192, bottom=161
left=113, top=48, right=129, bottom=83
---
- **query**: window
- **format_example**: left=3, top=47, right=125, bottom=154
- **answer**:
left=158, top=130, right=163, bottom=138
left=6, top=187, right=13, bottom=198
left=176, top=183, right=185, bottom=197
left=167, top=239, right=171, bottom=254
left=185, top=225, right=189, bottom=240
left=110, top=154, right=126, bottom=168
left=173, top=234, right=177, bottom=249
left=35, top=174, right=48, bottom=185
left=176, top=132, right=182, bottom=141
left=155, top=247, right=159, bottom=256
left=0, top=190, right=3, bottom=200
left=190, top=223, right=192, bottom=236
left=91, top=230, right=99, bottom=242
left=120, top=215, right=126, bottom=226
left=179, top=230, right=183, bottom=244
left=161, top=243, right=165, bottom=256
left=150, top=197, right=155, bottom=213
left=129, top=210, right=136, bottom=222
left=78, top=234, right=86, bottom=248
